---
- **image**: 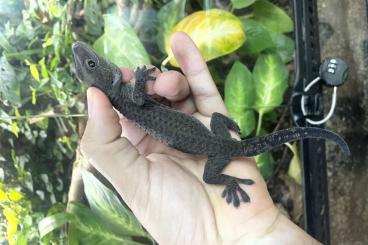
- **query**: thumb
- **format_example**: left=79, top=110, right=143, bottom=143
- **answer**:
left=81, top=87, right=144, bottom=182
left=85, top=87, right=121, bottom=144
left=81, top=87, right=150, bottom=206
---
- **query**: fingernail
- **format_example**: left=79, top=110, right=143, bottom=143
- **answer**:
left=87, top=89, right=94, bottom=119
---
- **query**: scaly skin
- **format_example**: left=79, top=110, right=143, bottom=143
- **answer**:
left=72, top=41, right=350, bottom=207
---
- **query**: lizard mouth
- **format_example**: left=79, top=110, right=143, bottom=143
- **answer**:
left=72, top=42, right=86, bottom=82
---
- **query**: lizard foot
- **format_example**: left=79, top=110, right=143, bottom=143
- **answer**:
left=221, top=178, right=255, bottom=207
left=134, top=65, right=156, bottom=82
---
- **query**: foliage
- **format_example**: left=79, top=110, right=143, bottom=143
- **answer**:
left=0, top=0, right=296, bottom=243
left=94, top=14, right=150, bottom=68
left=165, top=9, right=246, bottom=66
left=0, top=0, right=84, bottom=242
left=224, top=61, right=255, bottom=137
left=39, top=170, right=152, bottom=244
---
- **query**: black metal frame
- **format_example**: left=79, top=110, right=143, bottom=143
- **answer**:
left=291, top=0, right=330, bottom=244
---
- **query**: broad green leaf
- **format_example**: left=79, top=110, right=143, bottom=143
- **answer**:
left=38, top=213, right=75, bottom=238
left=255, top=151, right=274, bottom=179
left=94, top=14, right=150, bottom=68
left=253, top=0, right=294, bottom=33
left=165, top=9, right=246, bottom=66
left=0, top=56, right=21, bottom=105
left=231, top=0, right=256, bottom=9
left=84, top=0, right=103, bottom=36
left=67, top=202, right=143, bottom=245
left=157, top=0, right=186, bottom=53
left=240, top=18, right=274, bottom=54
left=81, top=170, right=149, bottom=238
left=270, top=33, right=295, bottom=63
left=224, top=61, right=255, bottom=137
left=287, top=143, right=302, bottom=184
left=253, top=52, right=288, bottom=115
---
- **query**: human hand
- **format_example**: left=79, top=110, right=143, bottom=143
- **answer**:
left=81, top=32, right=320, bottom=244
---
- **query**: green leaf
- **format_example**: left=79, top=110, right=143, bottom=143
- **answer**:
left=240, top=18, right=274, bottom=54
left=225, top=61, right=255, bottom=137
left=255, top=151, right=274, bottom=179
left=231, top=0, right=256, bottom=9
left=0, top=56, right=21, bottom=105
left=253, top=52, right=288, bottom=115
left=270, top=33, right=295, bottom=63
left=166, top=9, right=246, bottom=66
left=157, top=0, right=186, bottom=53
left=0, top=32, right=16, bottom=52
left=81, top=170, right=149, bottom=239
left=253, top=0, right=294, bottom=33
left=94, top=14, right=150, bottom=68
left=38, top=213, right=75, bottom=238
left=67, top=202, right=142, bottom=245
left=84, top=0, right=103, bottom=36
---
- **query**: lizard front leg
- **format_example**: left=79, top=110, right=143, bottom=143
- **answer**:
left=131, top=66, right=156, bottom=106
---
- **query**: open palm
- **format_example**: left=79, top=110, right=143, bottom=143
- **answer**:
left=81, top=32, right=319, bottom=244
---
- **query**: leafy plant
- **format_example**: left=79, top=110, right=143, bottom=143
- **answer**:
left=39, top=169, right=153, bottom=244
left=0, top=0, right=297, bottom=243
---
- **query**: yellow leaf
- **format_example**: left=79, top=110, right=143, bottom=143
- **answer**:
left=14, top=108, right=20, bottom=118
left=4, top=207, right=19, bottom=245
left=8, top=189, right=23, bottom=201
left=30, top=64, right=40, bottom=81
left=10, top=121, right=19, bottom=138
left=42, top=38, right=53, bottom=48
left=0, top=188, right=7, bottom=202
left=30, top=87, right=36, bottom=105
left=287, top=143, right=302, bottom=185
left=165, top=9, right=246, bottom=66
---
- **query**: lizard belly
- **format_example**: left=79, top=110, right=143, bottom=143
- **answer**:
left=117, top=102, right=218, bottom=155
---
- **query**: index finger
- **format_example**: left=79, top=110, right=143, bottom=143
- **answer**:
left=170, top=32, right=228, bottom=116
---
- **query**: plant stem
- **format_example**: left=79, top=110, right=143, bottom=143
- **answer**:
left=256, top=112, right=263, bottom=136
left=243, top=13, right=255, bottom=18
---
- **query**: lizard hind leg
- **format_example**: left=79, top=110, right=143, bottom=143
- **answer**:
left=210, top=112, right=240, bottom=139
left=132, top=66, right=157, bottom=106
left=203, top=156, right=255, bottom=208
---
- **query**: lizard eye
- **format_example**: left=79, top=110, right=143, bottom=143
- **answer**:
left=85, top=59, right=96, bottom=70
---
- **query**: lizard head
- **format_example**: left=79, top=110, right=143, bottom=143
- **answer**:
left=72, top=41, right=121, bottom=94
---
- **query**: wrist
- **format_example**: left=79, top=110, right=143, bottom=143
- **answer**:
left=231, top=206, right=321, bottom=245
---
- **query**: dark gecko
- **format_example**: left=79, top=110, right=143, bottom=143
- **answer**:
left=72, top=41, right=350, bottom=208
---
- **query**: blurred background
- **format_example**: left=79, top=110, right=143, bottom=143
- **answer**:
left=0, top=0, right=366, bottom=244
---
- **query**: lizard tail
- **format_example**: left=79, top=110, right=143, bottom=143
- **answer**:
left=239, top=127, right=350, bottom=157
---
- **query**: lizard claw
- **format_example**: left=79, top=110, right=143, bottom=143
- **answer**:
left=222, top=178, right=253, bottom=207
left=134, top=66, right=156, bottom=82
